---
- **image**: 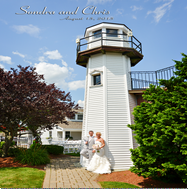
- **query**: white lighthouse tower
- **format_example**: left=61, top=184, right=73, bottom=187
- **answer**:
left=76, top=22, right=143, bottom=170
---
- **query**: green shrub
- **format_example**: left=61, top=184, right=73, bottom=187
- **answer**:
left=30, top=143, right=64, bottom=155
left=8, top=147, right=20, bottom=157
left=0, top=141, right=15, bottom=150
left=30, top=141, right=41, bottom=150
left=42, top=145, right=64, bottom=155
left=10, top=141, right=15, bottom=147
left=128, top=54, right=187, bottom=184
left=15, top=145, right=50, bottom=165
left=0, top=141, right=5, bottom=149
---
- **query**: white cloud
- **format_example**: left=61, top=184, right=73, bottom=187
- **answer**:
left=147, top=0, right=174, bottom=23
left=38, top=56, right=46, bottom=62
left=132, top=15, right=137, bottom=19
left=116, top=9, right=124, bottom=15
left=35, top=48, right=85, bottom=91
left=0, top=63, right=8, bottom=71
left=62, top=60, right=68, bottom=67
left=154, top=0, right=167, bottom=3
left=44, top=50, right=62, bottom=60
left=0, top=18, right=8, bottom=25
left=34, top=62, right=84, bottom=91
left=12, top=24, right=40, bottom=37
left=87, top=0, right=112, bottom=4
left=68, top=80, right=85, bottom=91
left=12, top=51, right=25, bottom=58
left=39, top=49, right=68, bottom=67
left=34, top=62, right=69, bottom=89
left=131, top=5, right=143, bottom=11
left=69, top=67, right=74, bottom=72
left=0, top=63, right=5, bottom=69
left=77, top=100, right=84, bottom=108
left=0, top=55, right=12, bottom=64
left=39, top=47, right=48, bottom=53
left=24, top=60, right=32, bottom=65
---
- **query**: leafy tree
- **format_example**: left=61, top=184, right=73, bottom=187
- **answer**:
left=0, top=65, right=77, bottom=157
left=128, top=53, right=187, bottom=184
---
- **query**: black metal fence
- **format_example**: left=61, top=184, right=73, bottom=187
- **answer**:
left=76, top=32, right=142, bottom=54
left=130, top=65, right=176, bottom=90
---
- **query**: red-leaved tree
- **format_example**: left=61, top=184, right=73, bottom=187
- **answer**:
left=0, top=65, right=77, bottom=157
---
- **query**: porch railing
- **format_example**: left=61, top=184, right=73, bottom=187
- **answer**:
left=130, top=65, right=176, bottom=90
left=76, top=32, right=142, bottom=54
left=17, top=137, right=33, bottom=149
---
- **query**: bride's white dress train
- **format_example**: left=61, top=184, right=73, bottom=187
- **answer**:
left=87, top=141, right=111, bottom=174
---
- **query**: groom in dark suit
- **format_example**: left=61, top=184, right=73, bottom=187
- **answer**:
left=80, top=130, right=95, bottom=163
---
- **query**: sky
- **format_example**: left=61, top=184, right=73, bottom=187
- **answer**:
left=0, top=0, right=187, bottom=107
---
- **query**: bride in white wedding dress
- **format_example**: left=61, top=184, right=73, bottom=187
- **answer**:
left=87, top=132, right=111, bottom=174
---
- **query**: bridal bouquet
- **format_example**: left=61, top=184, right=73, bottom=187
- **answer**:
left=92, top=144, right=100, bottom=152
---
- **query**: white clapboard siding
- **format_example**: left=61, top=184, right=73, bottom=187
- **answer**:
left=89, top=39, right=101, bottom=49
left=87, top=87, right=104, bottom=134
left=89, top=54, right=103, bottom=70
left=86, top=55, right=104, bottom=135
left=106, top=53, right=133, bottom=169
left=88, top=37, right=130, bottom=49
left=129, top=93, right=139, bottom=149
left=81, top=70, right=88, bottom=139
left=105, top=37, right=125, bottom=48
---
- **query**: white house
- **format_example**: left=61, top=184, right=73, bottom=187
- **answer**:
left=40, top=109, right=83, bottom=143
left=18, top=109, right=83, bottom=146
left=76, top=22, right=143, bottom=170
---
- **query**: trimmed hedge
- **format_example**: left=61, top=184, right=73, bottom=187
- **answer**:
left=30, top=142, right=64, bottom=155
left=42, top=145, right=64, bottom=155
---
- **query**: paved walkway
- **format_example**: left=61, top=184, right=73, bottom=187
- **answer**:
left=43, top=156, right=100, bottom=188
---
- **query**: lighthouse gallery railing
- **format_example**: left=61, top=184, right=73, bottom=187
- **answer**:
left=76, top=32, right=142, bottom=54
left=129, top=65, right=176, bottom=90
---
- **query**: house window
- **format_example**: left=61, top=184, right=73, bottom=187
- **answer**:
left=106, top=29, right=118, bottom=37
left=93, top=74, right=101, bottom=85
left=49, top=131, right=52, bottom=138
left=77, top=114, right=83, bottom=120
left=66, top=131, right=70, bottom=138
left=71, top=115, right=75, bottom=120
left=93, top=29, right=102, bottom=39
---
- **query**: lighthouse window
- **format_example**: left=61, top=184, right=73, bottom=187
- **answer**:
left=93, top=74, right=101, bottom=85
left=123, top=32, right=127, bottom=39
left=106, top=29, right=118, bottom=37
left=93, top=30, right=102, bottom=39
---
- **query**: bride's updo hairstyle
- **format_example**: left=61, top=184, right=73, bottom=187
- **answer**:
left=96, top=132, right=101, bottom=137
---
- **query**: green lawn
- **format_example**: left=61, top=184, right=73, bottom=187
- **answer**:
left=99, top=181, right=140, bottom=188
left=0, top=167, right=45, bottom=188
